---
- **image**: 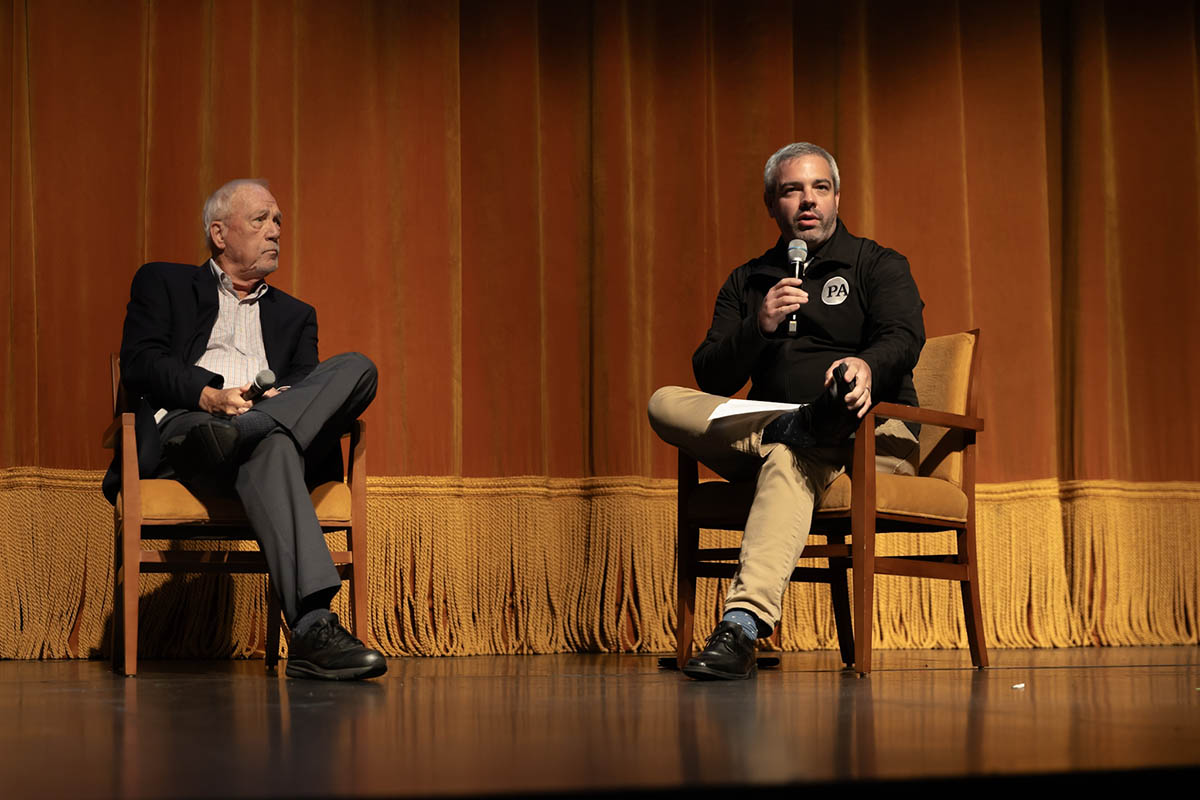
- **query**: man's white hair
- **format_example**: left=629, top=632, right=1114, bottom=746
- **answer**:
left=203, top=178, right=270, bottom=252
left=763, top=143, right=840, bottom=203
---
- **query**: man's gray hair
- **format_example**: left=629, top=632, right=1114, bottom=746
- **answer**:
left=203, top=178, right=270, bottom=252
left=763, top=143, right=840, bottom=202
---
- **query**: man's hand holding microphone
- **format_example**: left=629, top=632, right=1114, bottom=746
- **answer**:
left=198, top=369, right=282, bottom=416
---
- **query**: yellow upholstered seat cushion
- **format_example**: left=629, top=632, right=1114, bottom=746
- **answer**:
left=117, top=479, right=352, bottom=526
left=686, top=472, right=967, bottom=529
left=816, top=473, right=967, bottom=522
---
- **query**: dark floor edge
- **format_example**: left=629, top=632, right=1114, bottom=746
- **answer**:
left=514, top=766, right=1200, bottom=799
left=157, top=765, right=1200, bottom=800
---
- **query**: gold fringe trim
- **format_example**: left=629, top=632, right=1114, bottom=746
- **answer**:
left=1, top=469, right=1196, bottom=658
left=1061, top=480, right=1200, bottom=645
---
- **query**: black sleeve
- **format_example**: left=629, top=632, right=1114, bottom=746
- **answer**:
left=692, top=270, right=769, bottom=396
left=857, top=253, right=925, bottom=399
left=277, top=305, right=319, bottom=387
left=118, top=264, right=221, bottom=411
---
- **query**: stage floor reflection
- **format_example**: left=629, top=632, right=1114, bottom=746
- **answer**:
left=2, top=647, right=1198, bottom=797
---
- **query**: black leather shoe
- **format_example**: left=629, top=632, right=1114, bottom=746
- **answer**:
left=809, top=386, right=860, bottom=445
left=163, top=419, right=241, bottom=481
left=762, top=404, right=819, bottom=449
left=682, top=621, right=757, bottom=680
left=286, top=613, right=387, bottom=681
left=762, top=372, right=860, bottom=450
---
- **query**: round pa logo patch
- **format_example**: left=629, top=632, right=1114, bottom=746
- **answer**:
left=822, top=276, right=850, bottom=305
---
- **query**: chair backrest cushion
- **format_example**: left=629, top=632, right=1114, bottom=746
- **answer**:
left=911, top=331, right=976, bottom=487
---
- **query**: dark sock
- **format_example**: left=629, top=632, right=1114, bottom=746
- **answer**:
left=291, top=587, right=339, bottom=637
left=291, top=608, right=334, bottom=638
left=232, top=409, right=278, bottom=451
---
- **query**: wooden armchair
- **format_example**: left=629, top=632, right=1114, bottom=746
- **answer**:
left=675, top=330, right=985, bottom=675
left=102, top=355, right=370, bottom=677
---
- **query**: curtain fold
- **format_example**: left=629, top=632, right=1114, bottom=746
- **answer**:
left=5, top=0, right=1196, bottom=483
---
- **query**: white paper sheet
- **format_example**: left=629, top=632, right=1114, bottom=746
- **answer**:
left=706, top=398, right=801, bottom=422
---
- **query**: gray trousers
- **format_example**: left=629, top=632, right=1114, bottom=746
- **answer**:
left=157, top=352, right=378, bottom=625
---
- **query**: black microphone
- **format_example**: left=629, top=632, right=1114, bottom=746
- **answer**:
left=786, top=238, right=808, bottom=335
left=242, top=369, right=276, bottom=402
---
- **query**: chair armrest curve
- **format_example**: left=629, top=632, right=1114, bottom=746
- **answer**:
left=102, top=413, right=135, bottom=449
left=871, top=402, right=984, bottom=432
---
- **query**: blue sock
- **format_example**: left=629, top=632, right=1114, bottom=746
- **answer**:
left=722, top=609, right=760, bottom=641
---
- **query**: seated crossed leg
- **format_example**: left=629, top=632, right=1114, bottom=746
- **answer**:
left=159, top=352, right=387, bottom=681
left=648, top=385, right=917, bottom=680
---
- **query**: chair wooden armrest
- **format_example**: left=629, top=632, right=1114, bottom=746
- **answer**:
left=101, top=413, right=133, bottom=450
left=347, top=419, right=366, bottom=478
left=870, top=401, right=984, bottom=432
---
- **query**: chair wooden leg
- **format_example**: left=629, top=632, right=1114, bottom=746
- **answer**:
left=957, top=527, right=988, bottom=668
left=676, top=522, right=700, bottom=668
left=348, top=554, right=369, bottom=646
left=265, top=577, right=282, bottom=671
left=347, top=422, right=371, bottom=646
left=121, top=525, right=141, bottom=677
left=111, top=518, right=124, bottom=675
left=851, top=416, right=878, bottom=676
left=851, top=534, right=875, bottom=676
left=828, top=556, right=855, bottom=669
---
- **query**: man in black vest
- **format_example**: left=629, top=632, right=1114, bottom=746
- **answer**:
left=648, top=143, right=925, bottom=680
left=105, top=179, right=386, bottom=681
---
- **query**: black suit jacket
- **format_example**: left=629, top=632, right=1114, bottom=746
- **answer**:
left=102, top=261, right=319, bottom=503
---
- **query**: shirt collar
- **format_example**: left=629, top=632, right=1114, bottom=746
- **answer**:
left=208, top=259, right=269, bottom=302
left=809, top=219, right=858, bottom=267
left=762, top=219, right=857, bottom=275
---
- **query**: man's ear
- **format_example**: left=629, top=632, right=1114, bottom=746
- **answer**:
left=209, top=221, right=225, bottom=251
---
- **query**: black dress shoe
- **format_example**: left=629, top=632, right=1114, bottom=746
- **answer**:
left=682, top=621, right=757, bottom=680
left=762, top=404, right=819, bottom=449
left=810, top=387, right=861, bottom=445
left=762, top=370, right=860, bottom=450
left=286, top=613, right=388, bottom=681
left=163, top=419, right=241, bottom=481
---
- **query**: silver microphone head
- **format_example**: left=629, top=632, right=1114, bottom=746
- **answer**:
left=787, top=238, right=808, bottom=265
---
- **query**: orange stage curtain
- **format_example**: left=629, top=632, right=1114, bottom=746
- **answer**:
left=2, top=1, right=1199, bottom=656
left=4, top=0, right=1197, bottom=484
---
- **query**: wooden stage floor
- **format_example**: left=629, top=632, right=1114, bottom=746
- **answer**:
left=2, top=647, right=1198, bottom=798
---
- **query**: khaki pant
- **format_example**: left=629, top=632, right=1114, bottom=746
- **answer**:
left=648, top=386, right=919, bottom=631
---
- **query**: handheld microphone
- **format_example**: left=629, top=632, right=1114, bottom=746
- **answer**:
left=242, top=369, right=276, bottom=402
left=786, top=238, right=808, bottom=335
